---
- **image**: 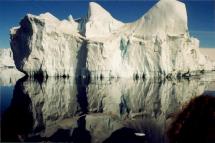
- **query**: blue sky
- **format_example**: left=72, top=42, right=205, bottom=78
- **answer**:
left=0, top=0, right=214, bottom=48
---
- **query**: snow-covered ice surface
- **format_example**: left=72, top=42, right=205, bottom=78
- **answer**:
left=200, top=48, right=215, bottom=62
left=0, top=48, right=16, bottom=68
left=10, top=0, right=214, bottom=78
left=0, top=48, right=24, bottom=85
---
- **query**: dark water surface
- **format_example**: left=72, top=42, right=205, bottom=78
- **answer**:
left=1, top=73, right=215, bottom=143
left=0, top=86, right=14, bottom=116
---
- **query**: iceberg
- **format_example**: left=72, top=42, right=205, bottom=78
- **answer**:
left=0, top=48, right=24, bottom=85
left=10, top=12, right=84, bottom=77
left=10, top=0, right=214, bottom=78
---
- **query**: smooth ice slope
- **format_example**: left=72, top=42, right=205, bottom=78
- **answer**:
left=10, top=0, right=214, bottom=78
left=129, top=0, right=188, bottom=36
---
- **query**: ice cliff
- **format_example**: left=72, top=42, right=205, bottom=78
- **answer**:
left=0, top=48, right=24, bottom=85
left=10, top=0, right=214, bottom=78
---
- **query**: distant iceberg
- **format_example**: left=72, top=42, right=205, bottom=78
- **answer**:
left=0, top=48, right=24, bottom=85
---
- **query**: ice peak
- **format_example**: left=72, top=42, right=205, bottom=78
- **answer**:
left=88, top=2, right=111, bottom=21
left=85, top=2, right=123, bottom=38
left=39, top=12, right=56, bottom=19
left=38, top=12, right=59, bottom=22
left=68, top=14, right=73, bottom=21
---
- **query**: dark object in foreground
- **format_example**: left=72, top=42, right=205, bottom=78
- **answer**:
left=103, top=127, right=146, bottom=143
left=167, top=94, right=215, bottom=143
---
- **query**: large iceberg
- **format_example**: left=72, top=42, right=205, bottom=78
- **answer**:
left=10, top=0, right=214, bottom=78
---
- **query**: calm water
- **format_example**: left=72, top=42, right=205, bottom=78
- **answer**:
left=1, top=73, right=215, bottom=142
left=0, top=86, right=14, bottom=116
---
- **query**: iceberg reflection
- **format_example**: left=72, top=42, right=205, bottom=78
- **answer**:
left=1, top=73, right=214, bottom=143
